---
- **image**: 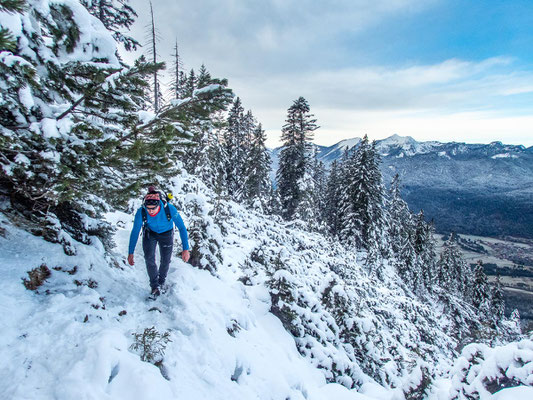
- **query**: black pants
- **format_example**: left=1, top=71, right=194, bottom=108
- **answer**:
left=142, top=228, right=174, bottom=290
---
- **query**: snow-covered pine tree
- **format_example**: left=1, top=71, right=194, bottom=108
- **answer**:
left=436, top=234, right=470, bottom=298
left=207, top=123, right=229, bottom=221
left=267, top=186, right=281, bottom=216
left=276, top=97, right=318, bottom=220
left=491, top=275, right=505, bottom=323
left=338, top=135, right=388, bottom=253
left=413, top=211, right=438, bottom=291
left=0, top=0, right=162, bottom=250
left=196, top=64, right=212, bottom=88
left=311, top=149, right=327, bottom=228
left=509, top=309, right=521, bottom=336
left=223, top=97, right=245, bottom=197
left=242, top=123, right=271, bottom=210
left=293, top=146, right=326, bottom=230
left=235, top=109, right=255, bottom=200
left=80, top=0, right=139, bottom=51
left=472, top=260, right=490, bottom=311
left=182, top=64, right=233, bottom=184
left=183, top=68, right=196, bottom=98
left=324, top=160, right=342, bottom=236
left=267, top=252, right=300, bottom=337
left=387, top=177, right=421, bottom=290
left=185, top=194, right=223, bottom=275
left=388, top=174, right=413, bottom=254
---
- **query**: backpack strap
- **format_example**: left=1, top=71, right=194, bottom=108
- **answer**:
left=141, top=207, right=148, bottom=231
left=163, top=201, right=171, bottom=222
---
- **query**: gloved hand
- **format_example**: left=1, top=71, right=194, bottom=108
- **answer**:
left=128, top=254, right=134, bottom=266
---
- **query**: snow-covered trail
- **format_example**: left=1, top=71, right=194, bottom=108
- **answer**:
left=0, top=210, right=380, bottom=400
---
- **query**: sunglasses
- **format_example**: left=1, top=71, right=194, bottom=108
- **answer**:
left=145, top=199, right=160, bottom=207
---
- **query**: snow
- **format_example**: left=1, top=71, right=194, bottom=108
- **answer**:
left=490, top=386, right=533, bottom=399
left=193, top=84, right=224, bottom=96
left=18, top=86, right=35, bottom=109
left=0, top=168, right=531, bottom=399
left=137, top=110, right=156, bottom=124
left=322, top=137, right=361, bottom=159
left=14, top=154, right=30, bottom=165
left=492, top=153, right=518, bottom=159
left=41, top=118, right=61, bottom=139
left=0, top=51, right=33, bottom=68
left=0, top=197, right=386, bottom=400
left=54, top=0, right=120, bottom=66
left=0, top=10, right=23, bottom=37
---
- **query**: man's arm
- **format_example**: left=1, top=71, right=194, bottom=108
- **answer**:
left=128, top=209, right=143, bottom=260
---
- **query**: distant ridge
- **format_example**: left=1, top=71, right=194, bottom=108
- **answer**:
left=270, top=135, right=533, bottom=238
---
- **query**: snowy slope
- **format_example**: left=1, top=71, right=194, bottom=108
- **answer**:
left=0, top=205, right=374, bottom=400
left=1, top=172, right=531, bottom=399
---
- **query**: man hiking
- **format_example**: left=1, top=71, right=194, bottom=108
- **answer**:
left=128, top=186, right=190, bottom=298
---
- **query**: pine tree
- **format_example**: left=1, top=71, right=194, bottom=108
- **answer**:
left=413, top=211, right=438, bottom=290
left=472, top=260, right=490, bottom=311
left=267, top=186, right=282, bottom=216
left=81, top=0, right=140, bottom=51
left=183, top=69, right=196, bottom=98
left=223, top=97, right=245, bottom=197
left=311, top=149, right=327, bottom=228
left=491, top=275, right=505, bottom=323
left=388, top=174, right=413, bottom=255
left=324, top=160, right=342, bottom=236
left=186, top=196, right=222, bottom=275
left=437, top=234, right=470, bottom=297
left=0, top=1, right=232, bottom=251
left=242, top=123, right=271, bottom=209
left=180, top=65, right=233, bottom=188
left=387, top=175, right=422, bottom=289
left=276, top=97, right=318, bottom=220
left=338, top=136, right=388, bottom=252
left=509, top=309, right=521, bottom=334
left=0, top=2, right=152, bottom=243
left=197, top=64, right=212, bottom=88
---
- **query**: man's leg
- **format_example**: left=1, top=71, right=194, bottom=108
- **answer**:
left=142, top=229, right=159, bottom=290
left=158, top=230, right=174, bottom=286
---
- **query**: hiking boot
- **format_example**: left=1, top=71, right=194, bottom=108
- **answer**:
left=150, top=287, right=161, bottom=298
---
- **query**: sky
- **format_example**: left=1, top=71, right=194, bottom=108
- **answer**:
left=124, top=0, right=533, bottom=148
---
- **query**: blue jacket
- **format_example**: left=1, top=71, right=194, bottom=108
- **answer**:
left=128, top=201, right=189, bottom=254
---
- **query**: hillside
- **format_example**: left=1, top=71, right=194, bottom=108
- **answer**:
left=1, top=172, right=530, bottom=399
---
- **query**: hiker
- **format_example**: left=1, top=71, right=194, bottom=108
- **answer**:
left=128, top=186, right=190, bottom=297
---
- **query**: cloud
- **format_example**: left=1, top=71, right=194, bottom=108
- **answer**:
left=123, top=1, right=533, bottom=148
left=127, top=0, right=433, bottom=73
left=233, top=56, right=532, bottom=112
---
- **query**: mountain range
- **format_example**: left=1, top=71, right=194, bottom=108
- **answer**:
left=270, top=135, right=533, bottom=238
